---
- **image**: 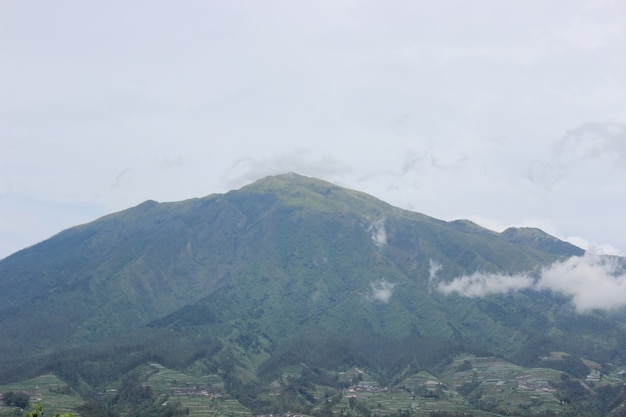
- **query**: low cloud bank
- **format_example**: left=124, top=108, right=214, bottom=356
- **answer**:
left=537, top=253, right=626, bottom=312
left=434, top=253, right=626, bottom=312
left=437, top=272, right=534, bottom=298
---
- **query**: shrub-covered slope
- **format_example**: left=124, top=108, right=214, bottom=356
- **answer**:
left=1, top=173, right=624, bottom=407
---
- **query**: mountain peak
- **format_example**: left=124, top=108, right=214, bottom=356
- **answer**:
left=239, top=172, right=390, bottom=215
left=243, top=172, right=337, bottom=192
left=1, top=173, right=622, bottom=417
left=500, top=226, right=584, bottom=257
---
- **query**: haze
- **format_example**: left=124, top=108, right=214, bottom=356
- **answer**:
left=1, top=1, right=625, bottom=260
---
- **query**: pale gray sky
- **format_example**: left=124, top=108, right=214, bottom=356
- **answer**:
left=1, top=0, right=625, bottom=260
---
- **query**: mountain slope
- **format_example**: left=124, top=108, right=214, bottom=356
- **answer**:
left=1, top=173, right=625, bottom=415
left=0, top=174, right=562, bottom=354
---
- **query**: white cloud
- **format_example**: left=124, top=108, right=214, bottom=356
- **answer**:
left=428, top=259, right=442, bottom=282
left=369, top=279, right=396, bottom=303
left=562, top=236, right=624, bottom=257
left=221, top=150, right=352, bottom=190
left=436, top=272, right=534, bottom=298
left=368, top=218, right=387, bottom=249
left=526, top=122, right=626, bottom=189
left=537, top=252, right=626, bottom=312
left=435, top=252, right=626, bottom=312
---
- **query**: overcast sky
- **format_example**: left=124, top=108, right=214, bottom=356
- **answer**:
left=1, top=0, right=625, bottom=260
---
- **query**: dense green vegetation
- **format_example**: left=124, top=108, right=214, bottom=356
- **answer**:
left=2, top=392, right=29, bottom=409
left=1, top=173, right=626, bottom=416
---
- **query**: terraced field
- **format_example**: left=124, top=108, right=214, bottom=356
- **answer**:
left=3, top=356, right=626, bottom=417
left=0, top=374, right=83, bottom=416
left=439, top=356, right=563, bottom=414
left=144, top=364, right=250, bottom=417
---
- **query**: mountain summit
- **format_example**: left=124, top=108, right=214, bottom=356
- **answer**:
left=1, top=173, right=624, bottom=415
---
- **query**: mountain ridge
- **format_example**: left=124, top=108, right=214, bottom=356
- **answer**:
left=2, top=173, right=625, bottom=416
left=0, top=173, right=586, bottom=351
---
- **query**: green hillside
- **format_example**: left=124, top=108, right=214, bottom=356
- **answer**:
left=1, top=173, right=625, bottom=417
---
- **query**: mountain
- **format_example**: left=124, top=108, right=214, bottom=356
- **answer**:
left=1, top=173, right=625, bottom=416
